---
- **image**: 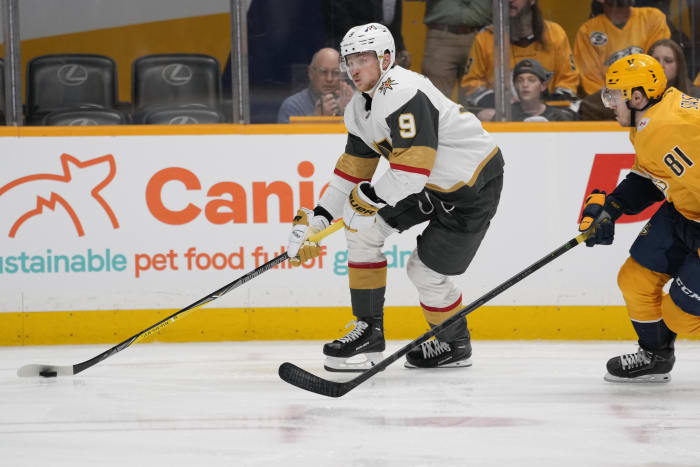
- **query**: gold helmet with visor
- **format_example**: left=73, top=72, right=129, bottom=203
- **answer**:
left=601, top=53, right=667, bottom=109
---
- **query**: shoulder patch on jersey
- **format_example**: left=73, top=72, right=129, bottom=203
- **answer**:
left=589, top=31, right=608, bottom=47
left=378, top=77, right=398, bottom=95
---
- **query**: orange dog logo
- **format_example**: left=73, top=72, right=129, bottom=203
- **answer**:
left=0, top=153, right=119, bottom=238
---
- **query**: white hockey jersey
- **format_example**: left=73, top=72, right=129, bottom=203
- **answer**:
left=319, top=66, right=499, bottom=216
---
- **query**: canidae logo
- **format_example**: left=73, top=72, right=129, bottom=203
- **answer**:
left=579, top=153, right=663, bottom=224
left=145, top=161, right=327, bottom=225
left=0, top=153, right=119, bottom=238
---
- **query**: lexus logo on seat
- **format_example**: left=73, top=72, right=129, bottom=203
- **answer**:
left=168, top=116, right=199, bottom=124
left=57, top=65, right=89, bottom=86
left=161, top=64, right=193, bottom=86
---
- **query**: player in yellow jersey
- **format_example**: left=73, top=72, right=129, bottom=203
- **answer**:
left=579, top=54, right=700, bottom=383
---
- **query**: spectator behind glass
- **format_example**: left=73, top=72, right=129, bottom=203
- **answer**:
left=322, top=0, right=411, bottom=68
left=421, top=0, right=492, bottom=100
left=648, top=39, right=699, bottom=97
left=477, top=58, right=578, bottom=122
left=277, top=48, right=354, bottom=123
left=460, top=0, right=579, bottom=111
left=575, top=0, right=670, bottom=97
left=634, top=1, right=700, bottom=82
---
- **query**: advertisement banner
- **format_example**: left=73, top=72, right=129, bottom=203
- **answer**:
left=0, top=130, right=648, bottom=313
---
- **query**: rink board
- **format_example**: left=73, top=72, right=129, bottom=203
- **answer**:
left=0, top=122, right=680, bottom=344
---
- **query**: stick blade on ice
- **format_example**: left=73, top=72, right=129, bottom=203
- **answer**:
left=278, top=362, right=349, bottom=398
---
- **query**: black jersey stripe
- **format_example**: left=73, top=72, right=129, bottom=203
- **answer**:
left=385, top=89, right=439, bottom=150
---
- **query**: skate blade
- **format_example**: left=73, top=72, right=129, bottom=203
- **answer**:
left=324, top=353, right=384, bottom=373
left=404, top=357, right=473, bottom=369
left=604, top=372, right=671, bottom=383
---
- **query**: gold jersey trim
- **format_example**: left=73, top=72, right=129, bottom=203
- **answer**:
left=335, top=152, right=380, bottom=181
left=389, top=146, right=437, bottom=172
left=425, top=147, right=500, bottom=193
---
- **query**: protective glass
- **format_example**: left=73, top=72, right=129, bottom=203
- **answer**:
left=601, top=87, right=624, bottom=109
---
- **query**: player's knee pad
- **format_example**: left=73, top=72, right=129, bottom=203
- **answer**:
left=661, top=294, right=700, bottom=335
left=405, top=250, right=424, bottom=287
left=617, top=256, right=670, bottom=322
left=346, top=215, right=394, bottom=263
left=406, top=251, right=461, bottom=325
left=406, top=250, right=447, bottom=293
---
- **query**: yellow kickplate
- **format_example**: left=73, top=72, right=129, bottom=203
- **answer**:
left=0, top=305, right=670, bottom=346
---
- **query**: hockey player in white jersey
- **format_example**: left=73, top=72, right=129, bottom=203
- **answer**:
left=287, top=23, right=504, bottom=371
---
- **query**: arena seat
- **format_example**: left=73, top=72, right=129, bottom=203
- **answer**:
left=42, top=108, right=127, bottom=126
left=142, top=106, right=225, bottom=125
left=26, top=54, right=119, bottom=125
left=131, top=54, right=222, bottom=123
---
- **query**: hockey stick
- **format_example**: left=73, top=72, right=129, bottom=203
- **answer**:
left=17, top=221, right=344, bottom=378
left=279, top=232, right=589, bottom=397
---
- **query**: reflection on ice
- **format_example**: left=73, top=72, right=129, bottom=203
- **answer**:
left=1, top=341, right=700, bottom=466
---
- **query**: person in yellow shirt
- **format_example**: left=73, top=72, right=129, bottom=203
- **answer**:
left=579, top=54, right=700, bottom=383
left=574, top=0, right=670, bottom=96
left=460, top=0, right=579, bottom=109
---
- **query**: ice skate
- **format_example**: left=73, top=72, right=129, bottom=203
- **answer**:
left=404, top=337, right=472, bottom=369
left=323, top=318, right=385, bottom=372
left=604, top=346, right=675, bottom=383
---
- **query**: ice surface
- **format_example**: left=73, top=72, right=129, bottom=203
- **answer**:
left=2, top=341, right=700, bottom=466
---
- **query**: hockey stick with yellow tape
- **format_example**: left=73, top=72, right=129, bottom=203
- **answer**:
left=17, top=221, right=344, bottom=378
left=279, top=231, right=589, bottom=397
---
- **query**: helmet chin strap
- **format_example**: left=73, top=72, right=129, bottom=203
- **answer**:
left=625, top=101, right=637, bottom=128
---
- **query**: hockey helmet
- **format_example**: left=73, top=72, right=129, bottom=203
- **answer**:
left=602, top=53, right=666, bottom=108
left=339, top=23, right=395, bottom=80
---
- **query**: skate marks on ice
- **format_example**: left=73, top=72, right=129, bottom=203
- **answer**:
left=2, top=341, right=700, bottom=466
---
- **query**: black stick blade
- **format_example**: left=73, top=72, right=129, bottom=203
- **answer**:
left=278, top=362, right=348, bottom=398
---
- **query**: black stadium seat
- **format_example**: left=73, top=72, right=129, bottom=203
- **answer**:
left=142, top=107, right=224, bottom=125
left=26, top=54, right=119, bottom=124
left=132, top=54, right=222, bottom=123
left=43, top=108, right=127, bottom=126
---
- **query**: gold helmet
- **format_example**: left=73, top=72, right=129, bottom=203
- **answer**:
left=604, top=53, right=667, bottom=101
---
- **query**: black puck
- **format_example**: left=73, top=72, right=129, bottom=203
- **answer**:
left=39, top=370, right=58, bottom=378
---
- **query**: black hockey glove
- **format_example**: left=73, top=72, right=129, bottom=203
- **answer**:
left=578, top=190, right=624, bottom=247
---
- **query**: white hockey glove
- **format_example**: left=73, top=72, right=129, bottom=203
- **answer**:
left=287, top=207, right=330, bottom=267
left=343, top=182, right=386, bottom=232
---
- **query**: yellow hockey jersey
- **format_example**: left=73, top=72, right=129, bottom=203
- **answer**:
left=694, top=71, right=700, bottom=88
left=629, top=87, right=700, bottom=222
left=574, top=7, right=670, bottom=95
left=460, top=20, right=579, bottom=96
